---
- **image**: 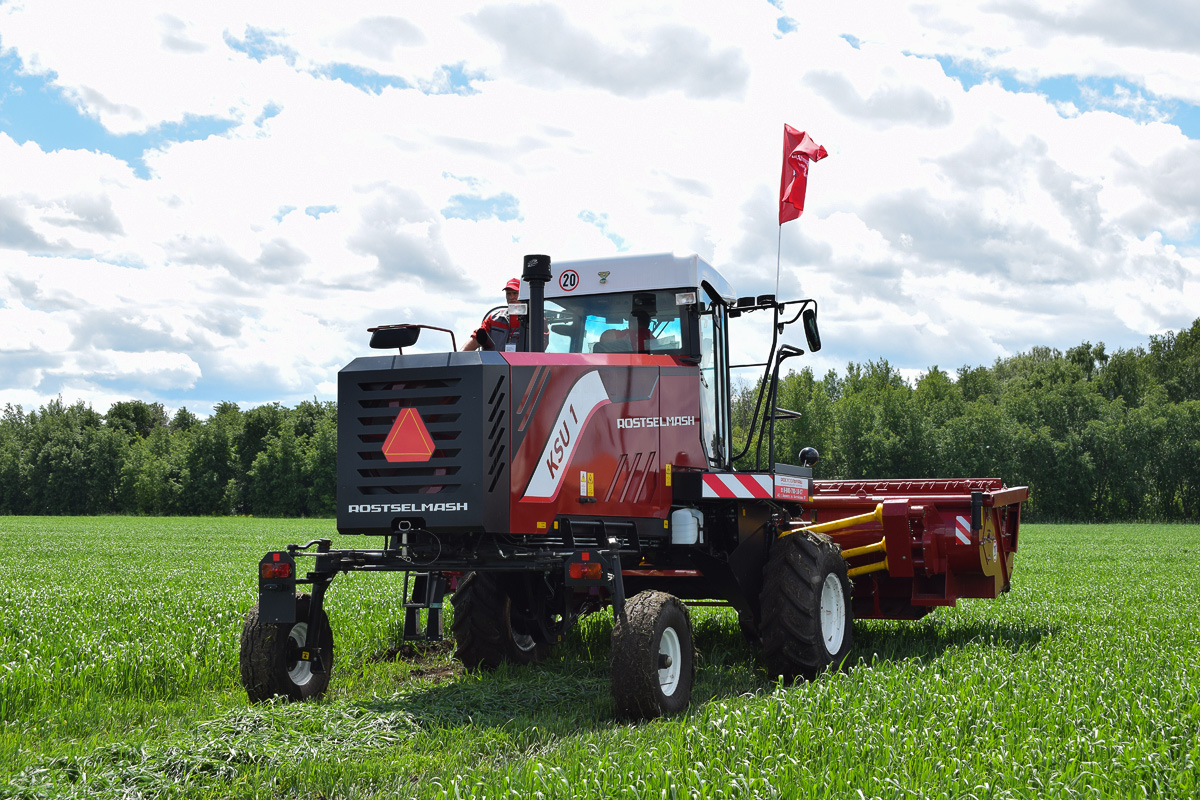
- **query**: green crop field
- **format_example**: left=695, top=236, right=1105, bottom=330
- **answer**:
left=1, top=517, right=1197, bottom=799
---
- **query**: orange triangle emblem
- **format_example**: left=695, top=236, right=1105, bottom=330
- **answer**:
left=382, top=407, right=435, bottom=463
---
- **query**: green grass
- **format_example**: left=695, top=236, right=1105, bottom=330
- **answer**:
left=1, top=517, right=1198, bottom=798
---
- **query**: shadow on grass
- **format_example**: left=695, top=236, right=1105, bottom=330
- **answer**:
left=853, top=616, right=1057, bottom=663
left=356, top=612, right=1055, bottom=732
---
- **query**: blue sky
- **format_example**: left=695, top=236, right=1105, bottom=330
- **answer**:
left=0, top=52, right=237, bottom=179
left=0, top=2, right=1197, bottom=414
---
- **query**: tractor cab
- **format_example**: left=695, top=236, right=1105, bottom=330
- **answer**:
left=518, top=252, right=821, bottom=472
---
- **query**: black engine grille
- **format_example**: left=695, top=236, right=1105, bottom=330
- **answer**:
left=336, top=352, right=510, bottom=536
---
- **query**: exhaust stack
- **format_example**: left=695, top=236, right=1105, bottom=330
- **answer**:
left=522, top=254, right=552, bottom=353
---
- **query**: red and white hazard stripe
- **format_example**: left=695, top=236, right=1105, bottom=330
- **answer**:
left=701, top=473, right=774, bottom=499
left=954, top=515, right=972, bottom=545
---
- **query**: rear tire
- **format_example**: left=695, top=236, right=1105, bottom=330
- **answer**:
left=610, top=591, right=694, bottom=719
left=451, top=572, right=549, bottom=670
left=240, top=593, right=333, bottom=702
left=760, top=531, right=853, bottom=681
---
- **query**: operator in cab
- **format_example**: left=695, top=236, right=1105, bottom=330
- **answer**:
left=462, top=278, right=524, bottom=352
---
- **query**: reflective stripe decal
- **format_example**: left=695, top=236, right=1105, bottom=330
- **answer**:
left=955, top=515, right=972, bottom=545
left=702, top=473, right=773, bottom=499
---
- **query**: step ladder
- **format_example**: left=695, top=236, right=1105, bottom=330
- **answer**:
left=402, top=572, right=447, bottom=641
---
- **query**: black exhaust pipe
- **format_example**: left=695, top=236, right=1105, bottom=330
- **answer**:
left=522, top=254, right=551, bottom=353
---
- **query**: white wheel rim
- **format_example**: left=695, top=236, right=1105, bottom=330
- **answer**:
left=288, top=622, right=314, bottom=686
left=819, top=574, right=846, bottom=656
left=658, top=626, right=682, bottom=696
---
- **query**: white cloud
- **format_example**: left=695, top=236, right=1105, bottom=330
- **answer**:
left=0, top=1, right=1196, bottom=414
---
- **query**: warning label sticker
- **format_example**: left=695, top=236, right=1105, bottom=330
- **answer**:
left=774, top=473, right=810, bottom=502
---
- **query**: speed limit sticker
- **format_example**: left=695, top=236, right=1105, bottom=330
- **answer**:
left=558, top=270, right=579, bottom=291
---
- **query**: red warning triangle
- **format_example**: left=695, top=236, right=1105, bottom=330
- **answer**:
left=381, top=407, right=435, bottom=463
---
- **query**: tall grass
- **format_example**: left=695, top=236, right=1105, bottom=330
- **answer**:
left=1, top=518, right=1197, bottom=798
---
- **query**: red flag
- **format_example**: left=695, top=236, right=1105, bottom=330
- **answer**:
left=779, top=124, right=828, bottom=224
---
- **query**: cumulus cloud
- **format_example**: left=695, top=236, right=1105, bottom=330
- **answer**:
left=159, top=14, right=207, bottom=54
left=0, top=197, right=80, bottom=254
left=807, top=71, right=953, bottom=128
left=992, top=0, right=1200, bottom=54
left=36, top=194, right=125, bottom=236
left=347, top=186, right=462, bottom=288
left=470, top=3, right=749, bottom=99
left=333, top=16, right=426, bottom=59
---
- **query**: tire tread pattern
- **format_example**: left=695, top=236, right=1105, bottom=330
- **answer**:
left=610, top=591, right=694, bottom=719
left=451, top=572, right=546, bottom=670
left=239, top=593, right=333, bottom=702
left=760, top=531, right=853, bottom=681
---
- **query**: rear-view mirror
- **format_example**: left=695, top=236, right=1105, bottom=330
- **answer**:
left=370, top=325, right=421, bottom=350
left=802, top=308, right=821, bottom=352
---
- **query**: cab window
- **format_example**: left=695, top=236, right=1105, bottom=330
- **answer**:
left=544, top=290, right=685, bottom=355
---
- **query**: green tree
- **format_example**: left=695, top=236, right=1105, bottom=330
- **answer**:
left=1147, top=318, right=1200, bottom=403
left=1095, top=347, right=1152, bottom=407
left=170, top=406, right=199, bottom=432
left=180, top=419, right=237, bottom=515
left=304, top=415, right=338, bottom=516
left=0, top=405, right=32, bottom=514
left=247, top=420, right=305, bottom=516
left=105, top=400, right=168, bottom=438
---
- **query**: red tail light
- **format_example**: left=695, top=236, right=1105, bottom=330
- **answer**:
left=569, top=562, right=603, bottom=581
left=260, top=562, right=292, bottom=579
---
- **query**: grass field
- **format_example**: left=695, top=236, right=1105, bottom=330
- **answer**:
left=1, top=517, right=1197, bottom=799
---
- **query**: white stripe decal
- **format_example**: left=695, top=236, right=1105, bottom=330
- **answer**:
left=522, top=371, right=611, bottom=502
left=955, top=515, right=972, bottom=545
left=701, top=474, right=773, bottom=498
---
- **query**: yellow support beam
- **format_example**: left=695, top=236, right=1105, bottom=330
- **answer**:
left=780, top=503, right=883, bottom=539
left=847, top=558, right=889, bottom=578
left=840, top=539, right=886, bottom=560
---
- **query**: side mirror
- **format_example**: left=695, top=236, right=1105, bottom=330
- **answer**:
left=799, top=447, right=820, bottom=467
left=801, top=308, right=821, bottom=352
left=369, top=325, right=421, bottom=350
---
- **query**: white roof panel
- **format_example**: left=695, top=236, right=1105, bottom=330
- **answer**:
left=519, top=252, right=736, bottom=304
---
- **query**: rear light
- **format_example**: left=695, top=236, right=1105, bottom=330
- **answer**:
left=569, top=562, right=604, bottom=581
left=260, top=562, right=292, bottom=579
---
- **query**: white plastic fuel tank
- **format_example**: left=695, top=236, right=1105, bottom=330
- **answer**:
left=670, top=507, right=704, bottom=545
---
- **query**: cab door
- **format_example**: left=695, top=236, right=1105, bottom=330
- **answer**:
left=698, top=296, right=731, bottom=471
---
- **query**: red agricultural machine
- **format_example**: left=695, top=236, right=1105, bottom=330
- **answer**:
left=240, top=252, right=1027, bottom=718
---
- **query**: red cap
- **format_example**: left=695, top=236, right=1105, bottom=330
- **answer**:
left=504, top=278, right=520, bottom=292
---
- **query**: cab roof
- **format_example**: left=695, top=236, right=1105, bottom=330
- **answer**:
left=521, top=252, right=736, bottom=304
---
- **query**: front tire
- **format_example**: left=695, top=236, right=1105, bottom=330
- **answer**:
left=610, top=591, right=695, bottom=719
left=240, top=593, right=333, bottom=702
left=451, top=572, right=549, bottom=670
left=760, top=531, right=853, bottom=681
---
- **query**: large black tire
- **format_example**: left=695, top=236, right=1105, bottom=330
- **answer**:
left=610, top=591, right=694, bottom=720
left=760, top=531, right=853, bottom=681
left=239, top=593, right=333, bottom=702
left=451, top=572, right=549, bottom=670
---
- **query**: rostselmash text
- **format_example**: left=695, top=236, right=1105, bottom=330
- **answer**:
left=617, top=416, right=697, bottom=429
left=346, top=503, right=469, bottom=513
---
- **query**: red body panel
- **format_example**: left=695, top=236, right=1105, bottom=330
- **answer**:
left=503, top=353, right=706, bottom=534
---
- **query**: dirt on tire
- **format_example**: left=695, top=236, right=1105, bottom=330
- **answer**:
left=759, top=531, right=852, bottom=681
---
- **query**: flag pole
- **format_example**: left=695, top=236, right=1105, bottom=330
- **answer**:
left=775, top=224, right=782, bottom=298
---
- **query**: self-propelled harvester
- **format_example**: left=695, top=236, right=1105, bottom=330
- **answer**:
left=241, top=252, right=1027, bottom=718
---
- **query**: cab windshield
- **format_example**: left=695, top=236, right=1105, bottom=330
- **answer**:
left=543, top=290, right=685, bottom=355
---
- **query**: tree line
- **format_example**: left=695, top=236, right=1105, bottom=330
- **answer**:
left=1, top=318, right=1197, bottom=521
left=734, top=318, right=1200, bottom=522
left=0, top=399, right=335, bottom=517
